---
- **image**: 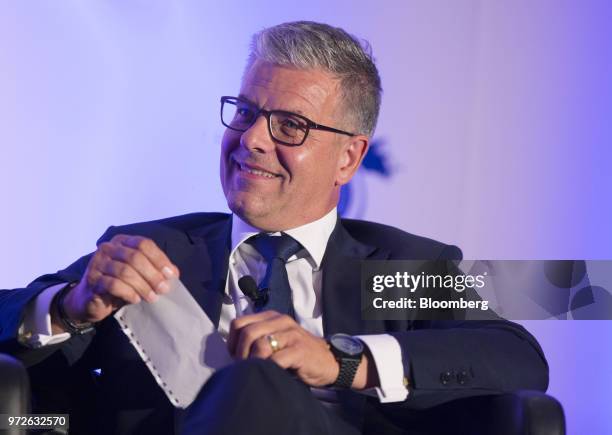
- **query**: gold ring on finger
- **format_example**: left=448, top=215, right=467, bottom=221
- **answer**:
left=266, top=334, right=280, bottom=353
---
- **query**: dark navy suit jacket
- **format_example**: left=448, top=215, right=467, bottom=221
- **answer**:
left=0, top=213, right=549, bottom=434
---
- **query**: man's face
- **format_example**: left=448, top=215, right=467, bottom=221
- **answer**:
left=220, top=60, right=356, bottom=231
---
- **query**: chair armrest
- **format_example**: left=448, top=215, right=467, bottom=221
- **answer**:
left=487, top=390, right=566, bottom=435
left=0, top=353, right=31, bottom=435
left=428, top=390, right=566, bottom=435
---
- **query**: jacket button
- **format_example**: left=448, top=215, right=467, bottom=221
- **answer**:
left=457, top=370, right=469, bottom=385
left=440, top=371, right=453, bottom=385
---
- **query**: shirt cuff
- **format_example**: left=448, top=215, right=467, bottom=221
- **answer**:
left=356, top=334, right=409, bottom=403
left=19, top=283, right=72, bottom=348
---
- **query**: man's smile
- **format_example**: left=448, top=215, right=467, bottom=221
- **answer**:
left=232, top=157, right=282, bottom=180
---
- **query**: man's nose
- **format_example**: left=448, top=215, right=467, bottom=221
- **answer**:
left=240, top=115, right=275, bottom=153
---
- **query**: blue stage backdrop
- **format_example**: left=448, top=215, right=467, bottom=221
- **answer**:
left=1, top=2, right=611, bottom=433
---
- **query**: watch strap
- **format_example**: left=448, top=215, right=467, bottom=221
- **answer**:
left=55, top=282, right=95, bottom=335
left=333, top=356, right=361, bottom=388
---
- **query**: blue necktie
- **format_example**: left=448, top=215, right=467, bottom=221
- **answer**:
left=248, top=233, right=303, bottom=315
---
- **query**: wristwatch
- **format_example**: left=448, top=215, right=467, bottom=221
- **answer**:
left=328, top=333, right=364, bottom=388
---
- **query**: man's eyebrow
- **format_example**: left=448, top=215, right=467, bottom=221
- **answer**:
left=237, top=94, right=257, bottom=106
left=237, top=94, right=307, bottom=116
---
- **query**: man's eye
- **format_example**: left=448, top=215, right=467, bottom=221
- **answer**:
left=281, top=116, right=307, bottom=131
left=282, top=118, right=300, bottom=130
left=237, top=107, right=254, bottom=118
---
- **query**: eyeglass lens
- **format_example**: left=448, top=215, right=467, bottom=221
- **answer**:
left=222, top=98, right=309, bottom=145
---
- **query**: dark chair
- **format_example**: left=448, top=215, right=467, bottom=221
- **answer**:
left=480, top=390, right=566, bottom=435
left=0, top=353, right=31, bottom=435
left=0, top=353, right=565, bottom=435
left=422, top=390, right=566, bottom=435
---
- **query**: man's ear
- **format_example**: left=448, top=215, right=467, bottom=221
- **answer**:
left=335, top=135, right=369, bottom=186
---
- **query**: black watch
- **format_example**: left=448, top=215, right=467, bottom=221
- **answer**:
left=328, top=333, right=364, bottom=388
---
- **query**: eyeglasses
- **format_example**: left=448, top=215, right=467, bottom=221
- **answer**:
left=220, top=96, right=356, bottom=146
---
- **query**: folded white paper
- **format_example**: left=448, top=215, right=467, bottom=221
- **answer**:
left=114, top=277, right=232, bottom=408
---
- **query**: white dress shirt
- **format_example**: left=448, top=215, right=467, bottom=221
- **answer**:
left=20, top=209, right=408, bottom=403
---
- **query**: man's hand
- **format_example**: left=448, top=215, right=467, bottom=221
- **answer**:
left=228, top=311, right=378, bottom=389
left=51, top=234, right=180, bottom=332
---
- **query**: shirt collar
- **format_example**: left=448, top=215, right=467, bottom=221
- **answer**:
left=230, top=208, right=338, bottom=269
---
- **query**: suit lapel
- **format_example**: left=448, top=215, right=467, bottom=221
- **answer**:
left=321, top=219, right=389, bottom=336
left=164, top=216, right=232, bottom=327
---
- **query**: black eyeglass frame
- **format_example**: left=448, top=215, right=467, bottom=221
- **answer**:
left=220, top=96, right=356, bottom=146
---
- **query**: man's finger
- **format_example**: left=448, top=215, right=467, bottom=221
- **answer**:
left=269, top=344, right=301, bottom=371
left=249, top=328, right=296, bottom=359
left=92, top=274, right=142, bottom=305
left=101, top=242, right=170, bottom=298
left=100, top=259, right=159, bottom=303
left=112, top=234, right=180, bottom=278
left=232, top=314, right=296, bottom=359
left=227, top=310, right=280, bottom=355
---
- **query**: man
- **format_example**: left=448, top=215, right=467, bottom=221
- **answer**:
left=0, top=21, right=548, bottom=435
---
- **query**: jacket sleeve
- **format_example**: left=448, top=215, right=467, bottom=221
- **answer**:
left=0, top=226, right=120, bottom=366
left=388, top=317, right=549, bottom=409
left=376, top=242, right=549, bottom=410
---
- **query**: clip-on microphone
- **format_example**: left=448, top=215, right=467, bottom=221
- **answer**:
left=238, top=275, right=268, bottom=310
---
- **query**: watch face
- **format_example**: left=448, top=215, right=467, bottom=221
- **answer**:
left=330, top=334, right=364, bottom=356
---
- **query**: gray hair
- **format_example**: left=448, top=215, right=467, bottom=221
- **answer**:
left=246, top=21, right=382, bottom=137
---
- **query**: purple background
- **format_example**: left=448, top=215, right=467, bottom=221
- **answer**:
left=1, top=2, right=611, bottom=432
